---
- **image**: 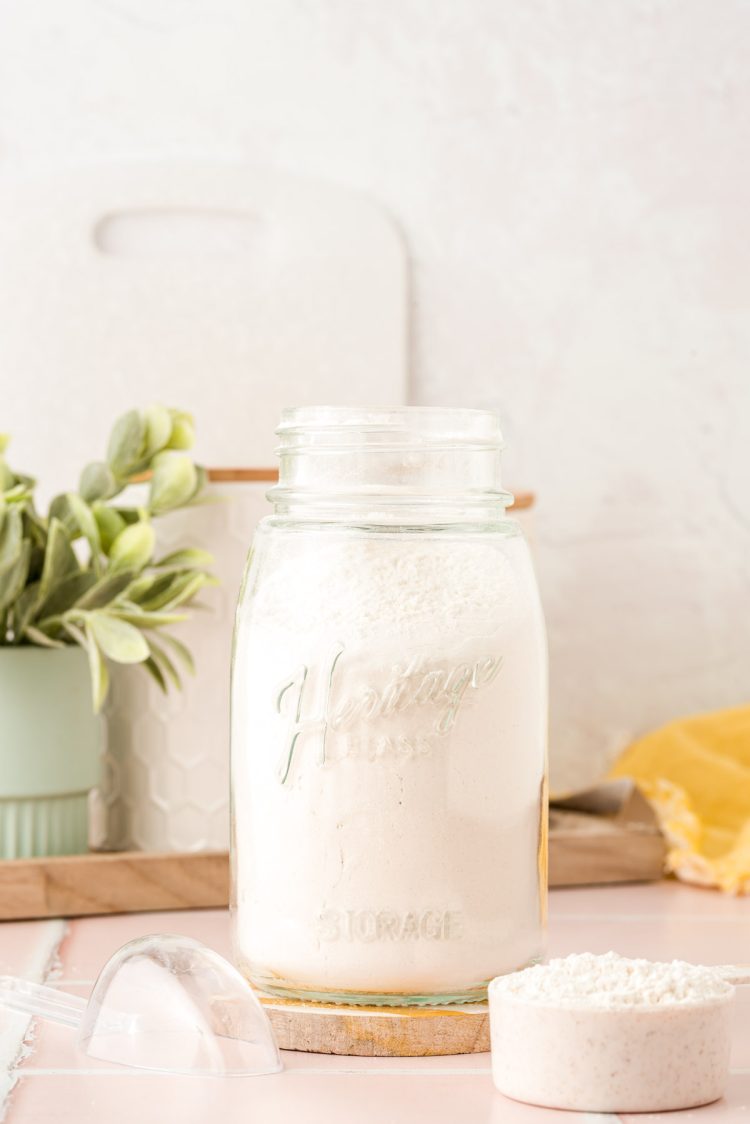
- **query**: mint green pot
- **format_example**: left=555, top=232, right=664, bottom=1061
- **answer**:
left=0, top=647, right=101, bottom=858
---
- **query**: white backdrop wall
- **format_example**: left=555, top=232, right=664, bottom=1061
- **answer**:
left=2, top=0, right=749, bottom=789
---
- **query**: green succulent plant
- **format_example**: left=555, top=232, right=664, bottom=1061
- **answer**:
left=0, top=406, right=216, bottom=710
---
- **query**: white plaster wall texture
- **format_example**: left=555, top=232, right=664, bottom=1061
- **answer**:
left=1, top=0, right=749, bottom=788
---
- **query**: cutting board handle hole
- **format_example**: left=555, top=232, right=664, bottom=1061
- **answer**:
left=93, top=208, right=260, bottom=259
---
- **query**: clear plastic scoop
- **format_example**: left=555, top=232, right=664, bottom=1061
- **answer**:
left=0, top=934, right=281, bottom=1077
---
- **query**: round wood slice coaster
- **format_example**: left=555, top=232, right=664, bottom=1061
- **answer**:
left=257, top=993, right=489, bottom=1057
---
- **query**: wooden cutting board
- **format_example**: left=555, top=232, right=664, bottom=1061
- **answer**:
left=0, top=162, right=409, bottom=488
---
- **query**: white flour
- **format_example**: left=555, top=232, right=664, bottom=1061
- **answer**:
left=491, top=951, right=732, bottom=1006
left=231, top=527, right=547, bottom=1000
left=489, top=951, right=735, bottom=1112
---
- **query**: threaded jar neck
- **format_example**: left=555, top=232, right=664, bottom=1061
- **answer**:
left=268, top=406, right=513, bottom=522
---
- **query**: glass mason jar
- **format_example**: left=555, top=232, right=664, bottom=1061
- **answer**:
left=231, top=407, right=547, bottom=1006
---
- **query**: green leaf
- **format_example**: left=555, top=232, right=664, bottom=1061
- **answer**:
left=160, top=631, right=195, bottom=675
left=155, top=548, right=214, bottom=570
left=108, top=607, right=188, bottom=629
left=0, top=435, right=9, bottom=455
left=107, top=409, right=145, bottom=476
left=125, top=572, right=175, bottom=609
left=80, top=462, right=117, bottom=504
left=190, top=464, right=208, bottom=502
left=85, top=612, right=150, bottom=664
left=126, top=571, right=213, bottom=615
left=139, top=572, right=205, bottom=612
left=70, top=622, right=109, bottom=712
left=27, top=546, right=45, bottom=584
left=93, top=504, right=126, bottom=554
left=36, top=570, right=97, bottom=621
left=166, top=410, right=195, bottom=450
left=62, top=621, right=110, bottom=711
left=66, top=493, right=102, bottom=561
left=74, top=569, right=134, bottom=610
left=12, top=579, right=42, bottom=637
left=143, top=405, right=173, bottom=458
left=0, top=505, right=22, bottom=574
left=3, top=483, right=34, bottom=505
left=156, top=571, right=215, bottom=611
left=111, top=507, right=143, bottom=526
left=39, top=518, right=79, bottom=600
left=148, top=452, right=197, bottom=515
left=22, top=506, right=47, bottom=550
left=109, top=522, right=155, bottom=570
left=48, top=493, right=77, bottom=537
left=141, top=655, right=168, bottom=693
left=120, top=574, right=153, bottom=603
left=0, top=460, right=14, bottom=491
left=23, top=624, right=65, bottom=649
left=0, top=540, right=31, bottom=612
left=11, top=472, right=35, bottom=491
left=147, top=637, right=181, bottom=689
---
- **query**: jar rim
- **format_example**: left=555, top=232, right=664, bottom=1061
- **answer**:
left=276, top=405, right=503, bottom=448
left=271, top=406, right=509, bottom=518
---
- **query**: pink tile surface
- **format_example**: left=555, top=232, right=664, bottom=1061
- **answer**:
left=54, top=909, right=231, bottom=980
left=2, top=881, right=749, bottom=1122
left=619, top=1072, right=750, bottom=1121
left=16, top=1019, right=103, bottom=1075
left=8, top=1071, right=750, bottom=1124
left=550, top=879, right=750, bottom=920
left=280, top=1050, right=491, bottom=1073
left=548, top=917, right=749, bottom=965
left=0, top=921, right=65, bottom=976
left=5, top=1072, right=568, bottom=1124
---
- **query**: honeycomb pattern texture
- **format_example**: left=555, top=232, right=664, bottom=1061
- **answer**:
left=90, top=481, right=269, bottom=853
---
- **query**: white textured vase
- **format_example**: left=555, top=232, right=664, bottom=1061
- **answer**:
left=90, top=472, right=271, bottom=852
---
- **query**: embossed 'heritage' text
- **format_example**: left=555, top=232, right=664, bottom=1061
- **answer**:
left=274, top=647, right=503, bottom=783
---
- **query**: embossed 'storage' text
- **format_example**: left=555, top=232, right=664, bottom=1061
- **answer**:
left=316, top=909, right=464, bottom=943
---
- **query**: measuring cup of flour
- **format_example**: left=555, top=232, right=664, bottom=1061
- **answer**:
left=489, top=952, right=747, bottom=1113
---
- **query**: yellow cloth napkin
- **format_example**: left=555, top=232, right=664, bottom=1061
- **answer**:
left=610, top=706, right=750, bottom=894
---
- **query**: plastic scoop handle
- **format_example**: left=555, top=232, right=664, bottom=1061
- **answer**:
left=0, top=976, right=86, bottom=1029
left=0, top=976, right=134, bottom=1035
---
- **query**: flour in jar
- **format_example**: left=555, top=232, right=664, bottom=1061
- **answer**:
left=231, top=529, right=547, bottom=1000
